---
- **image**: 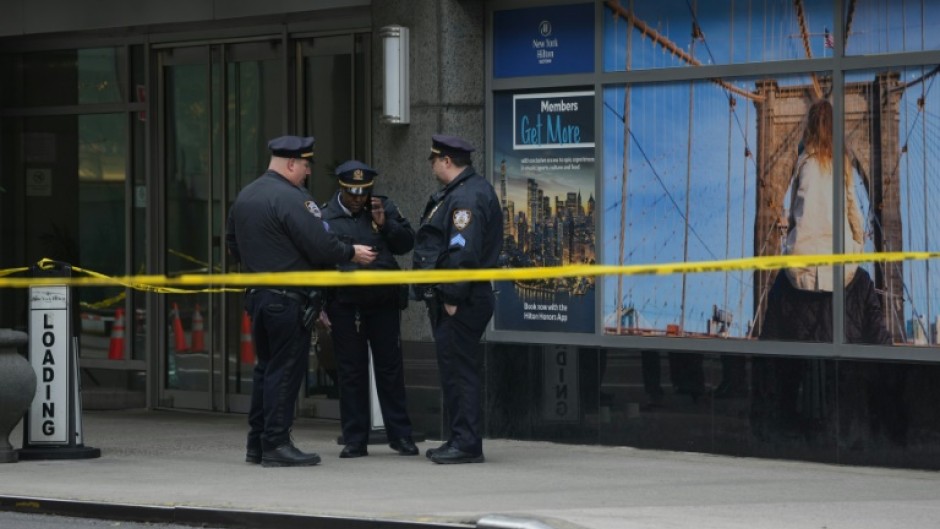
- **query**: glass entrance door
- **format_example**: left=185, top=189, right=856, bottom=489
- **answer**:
left=297, top=34, right=370, bottom=418
left=158, top=40, right=282, bottom=411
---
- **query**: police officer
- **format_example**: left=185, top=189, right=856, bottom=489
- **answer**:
left=226, top=135, right=376, bottom=468
left=320, top=160, right=419, bottom=459
left=413, top=134, right=503, bottom=464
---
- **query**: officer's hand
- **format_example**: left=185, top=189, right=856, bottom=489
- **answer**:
left=351, top=244, right=377, bottom=264
left=370, top=197, right=385, bottom=227
left=318, top=311, right=331, bottom=329
left=444, top=303, right=457, bottom=316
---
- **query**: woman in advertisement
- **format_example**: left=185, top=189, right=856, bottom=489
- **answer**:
left=759, top=98, right=889, bottom=344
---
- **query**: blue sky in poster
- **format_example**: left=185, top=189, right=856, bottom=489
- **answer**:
left=604, top=0, right=834, bottom=70
left=603, top=0, right=940, bottom=71
left=601, top=75, right=940, bottom=337
left=601, top=79, right=764, bottom=336
left=599, top=2, right=940, bottom=339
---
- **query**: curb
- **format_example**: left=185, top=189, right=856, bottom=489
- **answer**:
left=0, top=495, right=473, bottom=529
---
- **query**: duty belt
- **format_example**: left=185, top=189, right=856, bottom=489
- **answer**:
left=251, top=288, right=308, bottom=304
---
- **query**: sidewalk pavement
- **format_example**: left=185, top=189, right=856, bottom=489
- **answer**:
left=4, top=409, right=940, bottom=529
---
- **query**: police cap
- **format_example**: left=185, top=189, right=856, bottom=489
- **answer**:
left=335, top=160, right=377, bottom=196
left=268, top=135, right=315, bottom=159
left=429, top=134, right=475, bottom=160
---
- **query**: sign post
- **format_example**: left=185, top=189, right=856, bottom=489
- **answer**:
left=367, top=349, right=384, bottom=432
left=336, top=348, right=387, bottom=444
left=19, top=262, right=100, bottom=460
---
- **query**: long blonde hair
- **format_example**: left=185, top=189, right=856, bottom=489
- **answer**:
left=801, top=99, right=865, bottom=245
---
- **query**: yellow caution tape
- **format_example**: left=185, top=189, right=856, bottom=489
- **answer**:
left=168, top=248, right=223, bottom=273
left=79, top=290, right=127, bottom=310
left=0, top=266, right=30, bottom=278
left=7, top=258, right=242, bottom=293
left=0, top=252, right=936, bottom=290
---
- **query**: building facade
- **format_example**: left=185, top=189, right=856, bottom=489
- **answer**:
left=2, top=0, right=940, bottom=470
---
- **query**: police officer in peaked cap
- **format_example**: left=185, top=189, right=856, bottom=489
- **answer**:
left=226, top=135, right=377, bottom=468
left=413, top=134, right=503, bottom=464
left=320, top=160, right=419, bottom=459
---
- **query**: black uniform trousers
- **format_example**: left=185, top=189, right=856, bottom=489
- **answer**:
left=246, top=290, right=310, bottom=450
left=430, top=289, right=494, bottom=456
left=327, top=301, right=412, bottom=445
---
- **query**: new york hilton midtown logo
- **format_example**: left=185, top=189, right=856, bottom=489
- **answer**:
left=534, top=19, right=558, bottom=65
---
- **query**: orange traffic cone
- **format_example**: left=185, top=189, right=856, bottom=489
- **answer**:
left=191, top=304, right=205, bottom=352
left=240, top=311, right=255, bottom=364
left=171, top=302, right=190, bottom=352
left=108, top=308, right=125, bottom=360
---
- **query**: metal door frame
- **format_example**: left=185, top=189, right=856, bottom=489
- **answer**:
left=153, top=37, right=285, bottom=412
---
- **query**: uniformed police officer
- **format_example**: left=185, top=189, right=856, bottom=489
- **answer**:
left=226, top=135, right=377, bottom=468
left=413, top=134, right=503, bottom=464
left=320, top=160, right=419, bottom=459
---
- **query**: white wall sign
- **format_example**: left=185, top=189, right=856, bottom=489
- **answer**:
left=28, top=285, right=70, bottom=444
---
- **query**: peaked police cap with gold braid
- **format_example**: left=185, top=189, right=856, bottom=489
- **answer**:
left=335, top=160, right=377, bottom=196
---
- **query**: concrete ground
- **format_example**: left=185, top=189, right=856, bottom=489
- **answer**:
left=3, top=409, right=940, bottom=529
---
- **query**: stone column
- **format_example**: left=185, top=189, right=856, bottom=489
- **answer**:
left=372, top=0, right=485, bottom=342
left=0, top=329, right=35, bottom=463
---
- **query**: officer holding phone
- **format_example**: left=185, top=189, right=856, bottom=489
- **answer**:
left=226, top=136, right=377, bottom=468
left=320, top=160, right=419, bottom=459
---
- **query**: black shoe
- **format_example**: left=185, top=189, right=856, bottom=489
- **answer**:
left=429, top=445, right=484, bottom=464
left=246, top=438, right=261, bottom=464
left=389, top=437, right=419, bottom=456
left=339, top=443, right=368, bottom=458
left=261, top=443, right=321, bottom=467
left=425, top=441, right=450, bottom=460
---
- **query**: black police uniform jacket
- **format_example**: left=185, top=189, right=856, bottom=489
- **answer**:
left=320, top=192, right=415, bottom=306
left=413, top=166, right=503, bottom=305
left=226, top=170, right=353, bottom=273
